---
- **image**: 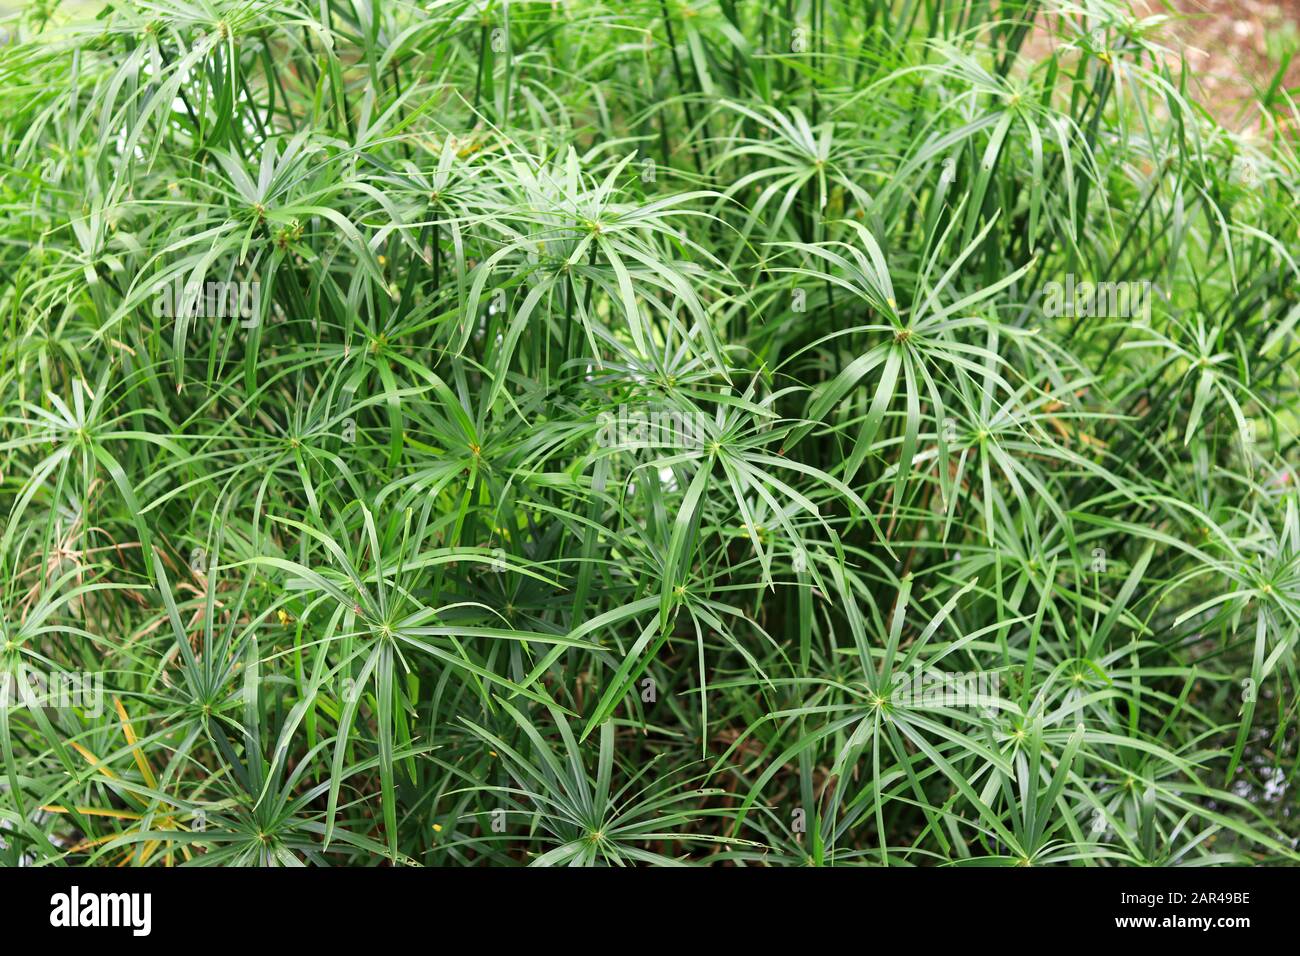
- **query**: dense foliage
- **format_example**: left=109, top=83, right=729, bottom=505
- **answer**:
left=1, top=0, right=1298, bottom=866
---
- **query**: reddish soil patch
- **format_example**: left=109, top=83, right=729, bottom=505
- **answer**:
left=1023, top=1, right=1300, bottom=131
left=1153, top=0, right=1300, bottom=128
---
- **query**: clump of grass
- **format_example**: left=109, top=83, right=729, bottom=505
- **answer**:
left=0, top=0, right=1297, bottom=866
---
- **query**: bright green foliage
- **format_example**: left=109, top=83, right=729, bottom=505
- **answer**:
left=1, top=0, right=1298, bottom=866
